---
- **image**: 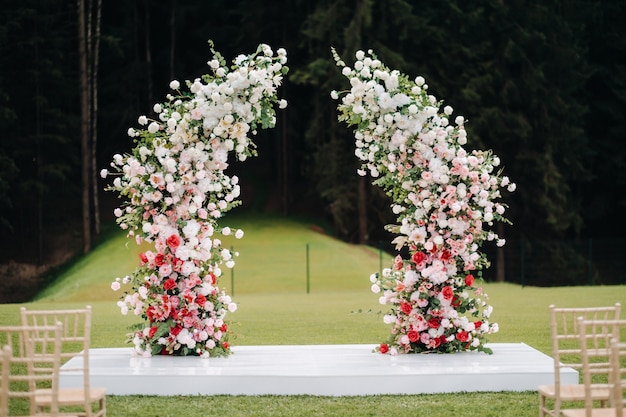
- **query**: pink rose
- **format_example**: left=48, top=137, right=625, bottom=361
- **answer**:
left=393, top=255, right=403, bottom=270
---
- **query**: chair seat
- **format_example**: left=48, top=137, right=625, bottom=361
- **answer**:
left=562, top=408, right=618, bottom=417
left=35, top=386, right=107, bottom=405
left=538, top=383, right=612, bottom=401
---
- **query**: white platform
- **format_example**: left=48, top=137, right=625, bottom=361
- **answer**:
left=60, top=343, right=577, bottom=396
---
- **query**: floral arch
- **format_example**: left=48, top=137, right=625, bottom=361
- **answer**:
left=102, top=42, right=514, bottom=357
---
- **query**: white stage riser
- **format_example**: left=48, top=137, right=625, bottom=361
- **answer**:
left=60, top=343, right=578, bottom=396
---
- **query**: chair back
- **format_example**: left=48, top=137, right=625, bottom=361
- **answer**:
left=609, top=338, right=625, bottom=417
left=20, top=306, right=93, bottom=393
left=0, top=323, right=63, bottom=417
left=0, top=345, right=10, bottom=417
left=577, top=318, right=626, bottom=417
left=549, top=303, right=621, bottom=386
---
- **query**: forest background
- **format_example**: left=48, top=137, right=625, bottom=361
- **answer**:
left=1, top=0, right=625, bottom=302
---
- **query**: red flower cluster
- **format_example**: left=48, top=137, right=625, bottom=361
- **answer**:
left=372, top=249, right=497, bottom=355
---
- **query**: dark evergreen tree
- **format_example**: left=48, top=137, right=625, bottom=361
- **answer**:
left=0, top=1, right=80, bottom=264
left=583, top=0, right=626, bottom=236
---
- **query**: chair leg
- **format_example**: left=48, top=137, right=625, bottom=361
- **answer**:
left=538, top=392, right=546, bottom=417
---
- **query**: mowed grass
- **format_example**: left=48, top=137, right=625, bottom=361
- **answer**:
left=1, top=214, right=625, bottom=417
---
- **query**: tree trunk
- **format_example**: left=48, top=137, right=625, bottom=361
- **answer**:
left=280, top=0, right=289, bottom=215
left=78, top=0, right=91, bottom=254
left=90, top=0, right=102, bottom=236
left=144, top=0, right=153, bottom=107
left=169, top=0, right=176, bottom=81
left=34, top=36, right=43, bottom=264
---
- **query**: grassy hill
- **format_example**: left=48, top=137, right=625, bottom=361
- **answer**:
left=34, top=214, right=393, bottom=302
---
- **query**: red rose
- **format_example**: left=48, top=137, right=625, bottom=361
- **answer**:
left=379, top=343, right=389, bottom=354
left=400, top=301, right=413, bottom=315
left=431, top=336, right=442, bottom=348
left=465, top=274, right=474, bottom=287
left=148, top=326, right=158, bottom=339
left=208, top=272, right=216, bottom=285
left=220, top=323, right=228, bottom=333
left=139, top=252, right=148, bottom=264
left=172, top=257, right=183, bottom=272
left=451, top=296, right=461, bottom=308
left=167, top=234, right=181, bottom=250
left=155, top=253, right=165, bottom=267
left=428, top=317, right=441, bottom=329
left=441, top=286, right=454, bottom=301
left=170, top=325, right=182, bottom=336
left=163, top=278, right=177, bottom=291
left=195, top=294, right=206, bottom=307
left=222, top=342, right=229, bottom=350
left=456, top=331, right=470, bottom=342
left=474, top=320, right=483, bottom=329
left=146, top=306, right=155, bottom=321
left=407, top=330, right=419, bottom=343
left=440, top=249, right=451, bottom=261
left=412, top=251, right=427, bottom=265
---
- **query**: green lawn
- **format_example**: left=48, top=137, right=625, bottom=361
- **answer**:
left=1, top=214, right=625, bottom=417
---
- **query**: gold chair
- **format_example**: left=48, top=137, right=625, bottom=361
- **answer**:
left=0, top=323, right=68, bottom=417
left=608, top=338, right=626, bottom=417
left=539, top=303, right=621, bottom=417
left=20, top=307, right=106, bottom=417
left=1, top=345, right=9, bottom=416
left=561, top=319, right=626, bottom=417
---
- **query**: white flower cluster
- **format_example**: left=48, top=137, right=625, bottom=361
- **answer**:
left=102, top=42, right=288, bottom=357
left=332, top=48, right=515, bottom=263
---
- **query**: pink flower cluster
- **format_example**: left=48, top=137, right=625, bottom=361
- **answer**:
left=332, top=48, right=514, bottom=354
left=102, top=42, right=287, bottom=357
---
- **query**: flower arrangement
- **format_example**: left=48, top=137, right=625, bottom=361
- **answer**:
left=101, top=41, right=288, bottom=357
left=331, top=48, right=515, bottom=355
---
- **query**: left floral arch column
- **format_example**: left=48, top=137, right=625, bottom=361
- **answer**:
left=101, top=42, right=288, bottom=357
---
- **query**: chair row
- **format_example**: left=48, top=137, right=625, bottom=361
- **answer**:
left=539, top=303, right=625, bottom=417
left=0, top=306, right=106, bottom=417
